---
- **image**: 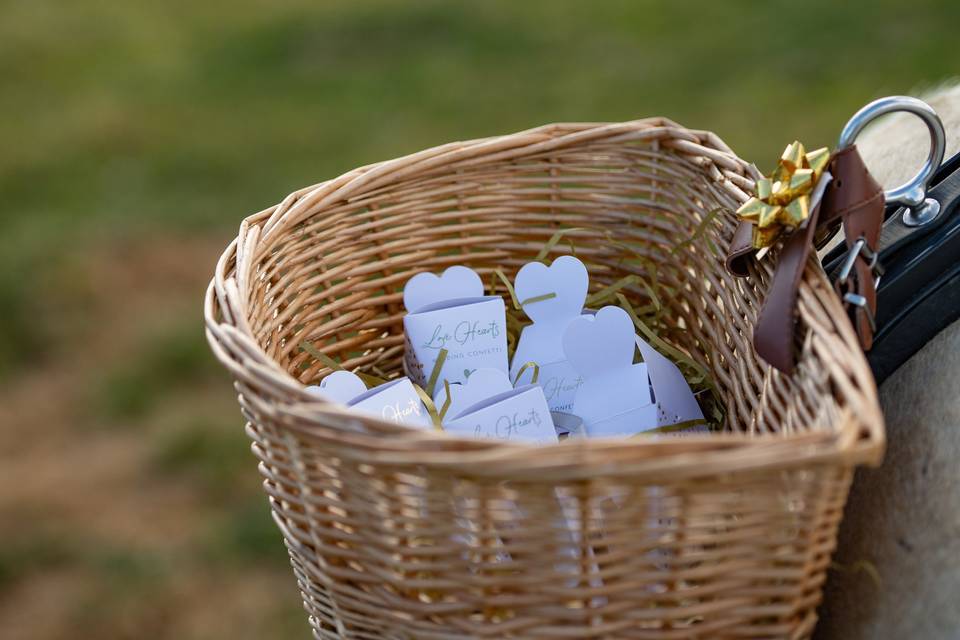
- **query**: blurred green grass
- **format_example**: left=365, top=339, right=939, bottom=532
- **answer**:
left=2, top=0, right=959, bottom=378
left=0, top=1, right=957, bottom=638
left=95, top=322, right=222, bottom=421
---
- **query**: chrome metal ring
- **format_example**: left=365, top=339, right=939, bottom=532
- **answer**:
left=837, top=96, right=946, bottom=208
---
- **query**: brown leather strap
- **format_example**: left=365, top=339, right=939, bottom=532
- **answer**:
left=818, top=146, right=884, bottom=232
left=752, top=189, right=825, bottom=372
left=822, top=147, right=885, bottom=350
left=727, top=145, right=884, bottom=373
left=725, top=219, right=755, bottom=277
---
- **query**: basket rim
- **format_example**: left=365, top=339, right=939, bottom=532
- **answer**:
left=204, top=117, right=884, bottom=477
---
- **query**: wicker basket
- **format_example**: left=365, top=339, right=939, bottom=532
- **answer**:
left=204, top=118, right=884, bottom=639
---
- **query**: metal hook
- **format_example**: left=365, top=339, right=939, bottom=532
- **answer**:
left=837, top=96, right=946, bottom=224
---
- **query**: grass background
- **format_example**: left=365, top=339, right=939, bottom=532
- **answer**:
left=0, top=1, right=956, bottom=637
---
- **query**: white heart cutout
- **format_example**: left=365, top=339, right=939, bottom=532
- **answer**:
left=561, top=305, right=635, bottom=380
left=434, top=368, right=513, bottom=422
left=514, top=255, right=589, bottom=325
left=403, top=265, right=484, bottom=313
left=306, top=370, right=367, bottom=404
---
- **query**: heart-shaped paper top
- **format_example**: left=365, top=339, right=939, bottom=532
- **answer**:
left=403, top=265, right=484, bottom=313
left=514, top=256, right=589, bottom=325
left=306, top=370, right=367, bottom=404
left=433, top=367, right=513, bottom=421
left=562, top=305, right=635, bottom=379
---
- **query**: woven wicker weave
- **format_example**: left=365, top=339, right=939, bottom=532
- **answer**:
left=204, top=118, right=884, bottom=639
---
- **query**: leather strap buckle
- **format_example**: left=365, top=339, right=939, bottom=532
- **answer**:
left=836, top=236, right=884, bottom=290
left=836, top=236, right=883, bottom=347
left=843, top=292, right=877, bottom=335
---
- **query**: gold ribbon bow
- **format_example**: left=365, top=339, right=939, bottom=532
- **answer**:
left=737, top=141, right=830, bottom=250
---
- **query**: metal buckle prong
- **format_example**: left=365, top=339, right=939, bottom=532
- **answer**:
left=843, top=292, right=877, bottom=334
left=836, top=236, right=883, bottom=289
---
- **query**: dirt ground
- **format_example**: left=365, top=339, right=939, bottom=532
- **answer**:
left=0, top=233, right=308, bottom=639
